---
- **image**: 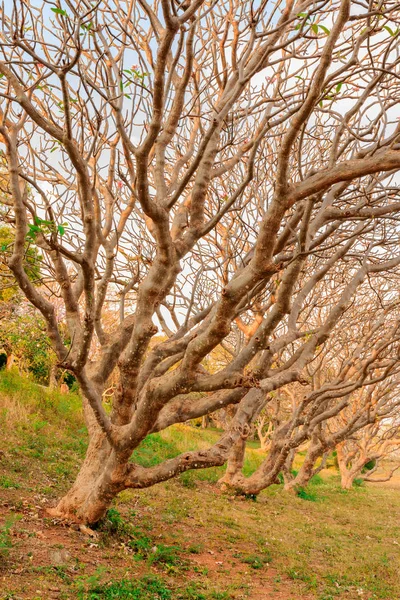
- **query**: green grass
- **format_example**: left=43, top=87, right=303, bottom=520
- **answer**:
left=1, top=371, right=400, bottom=600
left=77, top=574, right=172, bottom=599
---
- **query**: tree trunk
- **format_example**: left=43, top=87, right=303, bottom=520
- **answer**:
left=336, top=443, right=364, bottom=490
left=50, top=398, right=129, bottom=524
left=340, top=470, right=356, bottom=490
left=50, top=430, right=116, bottom=522
left=49, top=364, right=58, bottom=389
left=201, top=414, right=210, bottom=429
left=281, top=448, right=296, bottom=487
left=6, top=353, right=15, bottom=370
left=285, top=438, right=323, bottom=492
left=218, top=435, right=246, bottom=488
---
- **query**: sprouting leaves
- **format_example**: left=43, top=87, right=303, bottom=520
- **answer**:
left=50, top=140, right=62, bottom=153
left=57, top=224, right=68, bottom=236
left=320, top=81, right=345, bottom=105
left=26, top=223, right=41, bottom=242
left=51, top=7, right=67, bottom=16
left=81, top=22, right=93, bottom=32
left=295, top=13, right=330, bottom=36
left=122, top=68, right=149, bottom=89
left=383, top=25, right=399, bottom=36
left=319, top=25, right=330, bottom=35
left=26, top=217, right=68, bottom=242
left=80, top=22, right=94, bottom=36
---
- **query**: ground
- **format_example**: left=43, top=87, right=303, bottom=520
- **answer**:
left=0, top=371, right=399, bottom=600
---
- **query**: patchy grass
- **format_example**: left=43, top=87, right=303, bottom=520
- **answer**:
left=0, top=371, right=400, bottom=600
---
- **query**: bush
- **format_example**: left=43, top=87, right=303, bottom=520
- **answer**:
left=297, top=487, right=318, bottom=502
left=362, top=459, right=376, bottom=473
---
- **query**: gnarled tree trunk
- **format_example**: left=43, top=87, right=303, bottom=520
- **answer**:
left=284, top=436, right=324, bottom=492
left=51, top=398, right=130, bottom=523
left=218, top=435, right=247, bottom=489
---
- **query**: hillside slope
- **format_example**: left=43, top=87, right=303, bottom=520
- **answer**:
left=0, top=371, right=399, bottom=600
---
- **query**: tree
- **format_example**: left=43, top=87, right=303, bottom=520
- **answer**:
left=1, top=0, right=400, bottom=523
left=0, top=220, right=44, bottom=374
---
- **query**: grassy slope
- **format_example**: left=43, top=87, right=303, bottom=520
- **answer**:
left=0, top=370, right=399, bottom=600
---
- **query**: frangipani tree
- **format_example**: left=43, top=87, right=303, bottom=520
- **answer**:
left=1, top=0, right=400, bottom=523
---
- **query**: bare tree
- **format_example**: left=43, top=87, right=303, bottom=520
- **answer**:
left=336, top=419, right=400, bottom=489
left=1, top=0, right=400, bottom=523
left=220, top=296, right=400, bottom=493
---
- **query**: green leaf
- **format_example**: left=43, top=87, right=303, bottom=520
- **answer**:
left=81, top=21, right=93, bottom=31
left=51, top=7, right=67, bottom=16
left=57, top=224, right=65, bottom=236
left=297, top=12, right=308, bottom=18
left=336, top=82, right=343, bottom=93
left=124, top=94, right=131, bottom=99
left=319, top=100, right=323, bottom=108
left=1, top=244, right=7, bottom=252
left=295, top=75, right=304, bottom=80
left=383, top=25, right=395, bottom=36
left=311, top=24, right=319, bottom=34
left=294, top=23, right=302, bottom=30
left=319, top=25, right=330, bottom=35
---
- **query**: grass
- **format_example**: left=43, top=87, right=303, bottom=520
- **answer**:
left=77, top=574, right=173, bottom=599
left=1, top=370, right=400, bottom=600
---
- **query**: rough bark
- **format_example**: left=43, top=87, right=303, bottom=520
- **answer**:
left=218, top=435, right=247, bottom=489
left=284, top=437, right=324, bottom=492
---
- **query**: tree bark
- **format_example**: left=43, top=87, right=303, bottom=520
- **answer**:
left=336, top=443, right=364, bottom=489
left=6, top=353, right=15, bottom=370
left=218, top=435, right=247, bottom=488
left=284, top=437, right=323, bottom=492
left=50, top=397, right=129, bottom=523
left=49, top=364, right=58, bottom=389
left=50, top=429, right=119, bottom=522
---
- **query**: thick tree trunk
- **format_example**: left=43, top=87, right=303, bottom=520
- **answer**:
left=50, top=430, right=119, bottom=523
left=50, top=397, right=129, bottom=524
left=285, top=438, right=323, bottom=492
left=340, top=471, right=356, bottom=490
left=218, top=435, right=247, bottom=488
left=336, top=443, right=365, bottom=490
left=281, top=448, right=296, bottom=487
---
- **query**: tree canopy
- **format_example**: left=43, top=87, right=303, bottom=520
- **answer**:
left=1, top=0, right=400, bottom=523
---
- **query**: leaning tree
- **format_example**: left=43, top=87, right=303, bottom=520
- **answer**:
left=1, top=0, right=400, bottom=523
